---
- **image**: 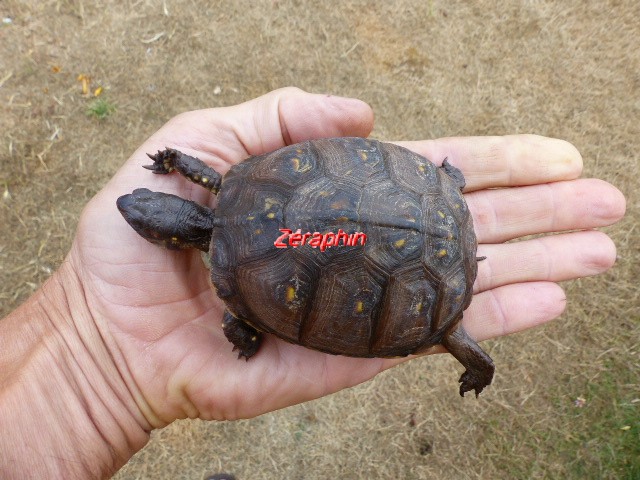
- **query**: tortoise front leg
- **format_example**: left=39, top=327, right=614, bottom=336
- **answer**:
left=441, top=322, right=495, bottom=397
left=222, top=310, right=263, bottom=360
left=144, top=148, right=222, bottom=193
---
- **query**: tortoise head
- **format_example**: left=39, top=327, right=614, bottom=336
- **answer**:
left=117, top=188, right=215, bottom=251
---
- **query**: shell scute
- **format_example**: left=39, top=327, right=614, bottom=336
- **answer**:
left=235, top=250, right=317, bottom=341
left=384, top=143, right=440, bottom=195
left=246, top=142, right=322, bottom=189
left=421, top=197, right=462, bottom=274
left=372, top=266, right=439, bottom=356
left=318, top=137, right=387, bottom=186
left=299, top=256, right=383, bottom=356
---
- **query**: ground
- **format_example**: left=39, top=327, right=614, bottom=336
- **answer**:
left=1, top=1, right=638, bottom=479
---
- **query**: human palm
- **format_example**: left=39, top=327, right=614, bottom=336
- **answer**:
left=65, top=88, right=624, bottom=427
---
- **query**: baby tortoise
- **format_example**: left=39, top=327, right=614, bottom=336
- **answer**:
left=117, top=137, right=494, bottom=396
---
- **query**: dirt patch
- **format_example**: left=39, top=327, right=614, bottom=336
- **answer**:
left=1, top=1, right=638, bottom=479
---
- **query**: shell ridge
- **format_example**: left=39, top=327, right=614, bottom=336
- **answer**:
left=429, top=258, right=466, bottom=339
left=297, top=263, right=337, bottom=346
left=364, top=257, right=389, bottom=355
left=294, top=253, right=322, bottom=344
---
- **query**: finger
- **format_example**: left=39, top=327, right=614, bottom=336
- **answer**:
left=397, top=134, right=583, bottom=191
left=474, top=230, right=617, bottom=294
left=462, top=282, right=567, bottom=342
left=468, top=178, right=626, bottom=243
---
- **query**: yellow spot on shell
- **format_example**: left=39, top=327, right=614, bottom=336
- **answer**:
left=359, top=151, right=368, bottom=161
left=355, top=301, right=364, bottom=313
left=415, top=302, right=423, bottom=313
left=286, top=286, right=296, bottom=303
left=296, top=148, right=303, bottom=154
left=267, top=212, right=275, bottom=219
left=171, top=236, right=178, bottom=242
left=247, top=215, right=255, bottom=220
left=418, top=164, right=426, bottom=173
left=202, top=177, right=209, bottom=184
left=337, top=216, right=348, bottom=222
left=264, top=198, right=280, bottom=209
left=254, top=229, right=262, bottom=235
left=292, top=157, right=312, bottom=173
left=331, top=200, right=348, bottom=209
left=394, top=239, right=406, bottom=248
left=251, top=336, right=257, bottom=342
left=437, top=249, right=448, bottom=257
left=437, top=211, right=445, bottom=218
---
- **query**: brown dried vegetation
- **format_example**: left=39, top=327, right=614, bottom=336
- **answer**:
left=1, top=1, right=638, bottom=478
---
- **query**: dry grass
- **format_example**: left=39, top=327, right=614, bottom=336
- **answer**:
left=1, top=1, right=638, bottom=479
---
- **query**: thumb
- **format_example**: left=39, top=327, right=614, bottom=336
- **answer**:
left=224, top=86, right=375, bottom=155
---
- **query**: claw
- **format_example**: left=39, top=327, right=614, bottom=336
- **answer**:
left=459, top=385, right=483, bottom=398
left=458, top=369, right=490, bottom=398
left=232, top=346, right=252, bottom=360
left=142, top=149, right=176, bottom=174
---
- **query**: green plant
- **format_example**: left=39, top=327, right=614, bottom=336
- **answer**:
left=86, top=98, right=116, bottom=119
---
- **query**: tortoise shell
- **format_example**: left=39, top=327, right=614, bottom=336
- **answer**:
left=209, top=137, right=477, bottom=357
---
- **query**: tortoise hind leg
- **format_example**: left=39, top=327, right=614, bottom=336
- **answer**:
left=441, top=322, right=495, bottom=397
left=144, top=148, right=223, bottom=194
left=222, top=310, right=263, bottom=360
left=440, top=158, right=466, bottom=190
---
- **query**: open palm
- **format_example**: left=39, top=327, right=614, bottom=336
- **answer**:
left=66, top=88, right=624, bottom=427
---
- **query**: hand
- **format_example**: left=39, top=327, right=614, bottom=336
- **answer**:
left=67, top=87, right=624, bottom=428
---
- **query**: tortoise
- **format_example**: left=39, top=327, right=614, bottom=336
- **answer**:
left=117, top=137, right=494, bottom=396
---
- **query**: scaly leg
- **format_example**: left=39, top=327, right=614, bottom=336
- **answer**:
left=441, top=322, right=495, bottom=397
left=222, top=310, right=263, bottom=360
left=144, top=148, right=223, bottom=193
left=440, top=157, right=466, bottom=190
